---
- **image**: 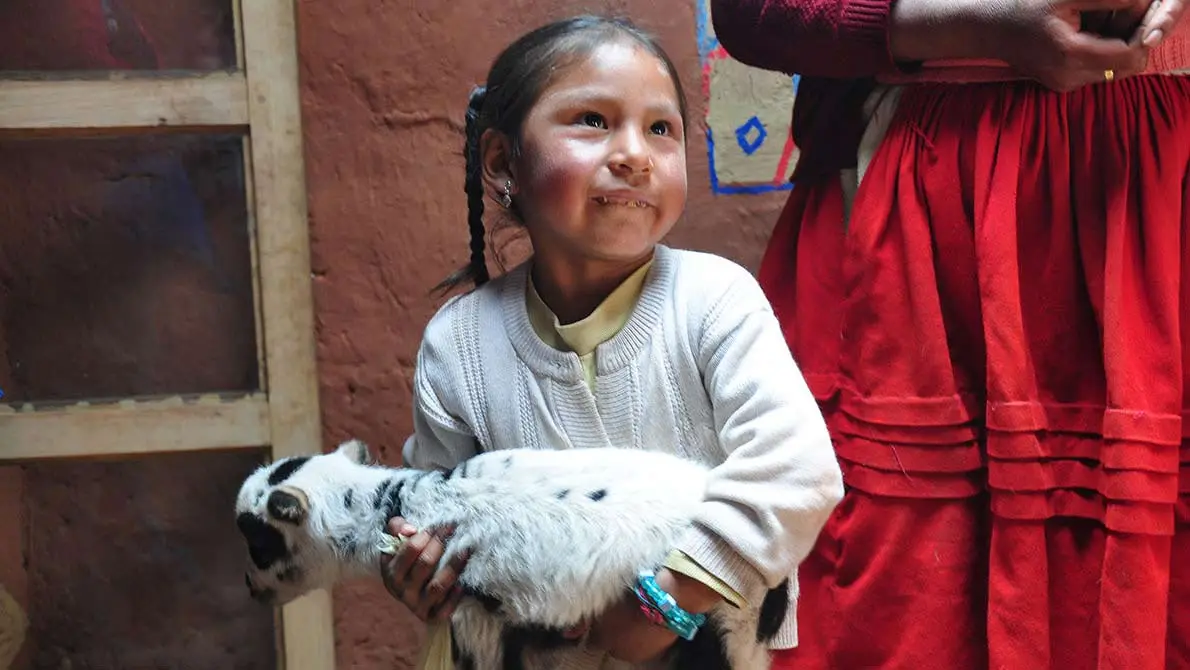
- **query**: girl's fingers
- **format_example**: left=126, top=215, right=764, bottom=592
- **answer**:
left=423, top=548, right=470, bottom=607
left=380, top=542, right=418, bottom=601
left=406, top=533, right=447, bottom=596
left=429, top=585, right=465, bottom=622
left=391, top=531, right=432, bottom=585
left=382, top=518, right=420, bottom=582
left=386, top=517, right=416, bottom=538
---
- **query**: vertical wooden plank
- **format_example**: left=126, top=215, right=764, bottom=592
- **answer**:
left=240, top=1, right=335, bottom=669
left=232, top=0, right=246, bottom=70
left=0, top=467, right=29, bottom=669
left=242, top=137, right=269, bottom=393
left=242, top=0, right=320, bottom=465
left=234, top=0, right=265, bottom=391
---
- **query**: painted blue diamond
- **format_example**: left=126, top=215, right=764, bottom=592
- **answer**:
left=734, top=116, right=767, bottom=156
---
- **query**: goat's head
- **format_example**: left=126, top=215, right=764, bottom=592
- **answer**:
left=234, top=439, right=377, bottom=606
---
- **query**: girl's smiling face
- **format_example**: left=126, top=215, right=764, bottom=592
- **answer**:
left=486, top=40, right=688, bottom=268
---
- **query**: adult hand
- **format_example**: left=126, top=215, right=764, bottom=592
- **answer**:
left=891, top=0, right=1153, bottom=91
left=1083, top=6, right=1143, bottom=39
left=1087, top=0, right=1186, bottom=44
left=1136, top=0, right=1189, bottom=46
left=990, top=0, right=1156, bottom=91
left=379, top=518, right=468, bottom=623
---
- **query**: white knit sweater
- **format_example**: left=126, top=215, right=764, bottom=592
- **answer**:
left=402, top=244, right=844, bottom=663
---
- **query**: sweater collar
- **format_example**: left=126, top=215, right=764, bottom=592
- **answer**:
left=503, top=245, right=674, bottom=382
left=525, top=258, right=654, bottom=357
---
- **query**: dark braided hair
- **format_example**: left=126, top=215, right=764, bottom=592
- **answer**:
left=464, top=86, right=491, bottom=285
left=434, top=15, right=688, bottom=294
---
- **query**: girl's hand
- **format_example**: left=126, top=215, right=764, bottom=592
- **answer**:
left=891, top=0, right=1153, bottom=91
left=585, top=569, right=723, bottom=663
left=379, top=517, right=468, bottom=623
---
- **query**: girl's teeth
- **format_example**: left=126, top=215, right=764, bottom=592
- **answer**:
left=595, top=197, right=646, bottom=208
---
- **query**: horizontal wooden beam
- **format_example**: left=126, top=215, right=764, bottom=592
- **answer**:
left=0, top=72, right=249, bottom=133
left=0, top=393, right=269, bottom=462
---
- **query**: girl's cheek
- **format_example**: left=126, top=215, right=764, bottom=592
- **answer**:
left=517, top=150, right=566, bottom=193
left=660, top=156, right=688, bottom=190
left=540, top=164, right=606, bottom=203
left=528, top=160, right=581, bottom=195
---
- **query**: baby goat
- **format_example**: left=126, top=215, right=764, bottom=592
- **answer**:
left=234, top=440, right=789, bottom=669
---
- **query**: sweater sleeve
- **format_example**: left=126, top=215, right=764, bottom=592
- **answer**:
left=710, top=0, right=899, bottom=78
left=401, top=307, right=481, bottom=473
left=674, top=269, right=845, bottom=603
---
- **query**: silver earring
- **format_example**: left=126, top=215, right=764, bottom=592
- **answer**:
left=501, top=180, right=513, bottom=209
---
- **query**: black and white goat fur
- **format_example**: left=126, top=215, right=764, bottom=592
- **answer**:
left=234, top=440, right=790, bottom=669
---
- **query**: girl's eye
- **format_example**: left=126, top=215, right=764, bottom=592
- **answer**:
left=580, top=113, right=606, bottom=129
left=650, top=121, right=672, bottom=136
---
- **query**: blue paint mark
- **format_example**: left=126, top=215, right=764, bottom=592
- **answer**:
left=735, top=116, right=767, bottom=155
left=705, top=126, right=795, bottom=196
left=696, top=0, right=798, bottom=195
left=695, top=0, right=714, bottom=57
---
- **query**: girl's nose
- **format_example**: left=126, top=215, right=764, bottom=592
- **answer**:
left=610, top=132, right=652, bottom=176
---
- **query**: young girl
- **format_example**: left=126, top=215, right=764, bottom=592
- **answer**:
left=379, top=15, right=844, bottom=668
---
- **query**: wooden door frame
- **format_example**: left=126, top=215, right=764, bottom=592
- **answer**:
left=0, top=1, right=336, bottom=668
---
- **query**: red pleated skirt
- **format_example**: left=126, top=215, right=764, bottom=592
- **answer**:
left=765, top=75, right=1190, bottom=669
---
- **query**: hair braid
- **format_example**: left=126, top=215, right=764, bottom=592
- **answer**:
left=433, top=86, right=491, bottom=294
left=463, top=86, right=490, bottom=286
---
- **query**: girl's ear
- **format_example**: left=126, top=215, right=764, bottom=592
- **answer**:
left=480, top=129, right=517, bottom=201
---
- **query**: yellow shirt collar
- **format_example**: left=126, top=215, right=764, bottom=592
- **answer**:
left=526, top=259, right=654, bottom=357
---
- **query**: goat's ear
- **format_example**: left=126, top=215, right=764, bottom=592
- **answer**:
left=267, top=488, right=309, bottom=525
left=336, top=439, right=374, bottom=466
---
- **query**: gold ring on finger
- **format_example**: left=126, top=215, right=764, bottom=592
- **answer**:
left=1105, top=69, right=1115, bottom=82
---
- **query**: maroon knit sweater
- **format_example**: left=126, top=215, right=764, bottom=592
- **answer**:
left=709, top=0, right=905, bottom=181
